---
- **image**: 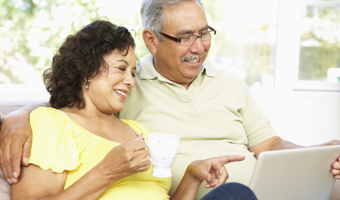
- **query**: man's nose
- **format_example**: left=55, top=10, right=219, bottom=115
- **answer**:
left=190, top=37, right=205, bottom=54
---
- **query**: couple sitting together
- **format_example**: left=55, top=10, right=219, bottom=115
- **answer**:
left=1, top=0, right=340, bottom=200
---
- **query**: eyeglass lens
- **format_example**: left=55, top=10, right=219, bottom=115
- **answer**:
left=181, top=31, right=214, bottom=44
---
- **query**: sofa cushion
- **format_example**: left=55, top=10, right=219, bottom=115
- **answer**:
left=330, top=180, right=340, bottom=200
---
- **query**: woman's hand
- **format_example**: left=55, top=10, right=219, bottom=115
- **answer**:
left=171, top=155, right=245, bottom=200
left=12, top=135, right=151, bottom=200
left=187, top=155, right=245, bottom=188
left=99, top=134, right=151, bottom=183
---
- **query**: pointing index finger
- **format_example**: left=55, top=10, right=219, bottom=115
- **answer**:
left=217, top=155, right=245, bottom=166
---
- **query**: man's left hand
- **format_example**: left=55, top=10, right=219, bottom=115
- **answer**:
left=318, top=140, right=340, bottom=179
left=332, top=157, right=340, bottom=179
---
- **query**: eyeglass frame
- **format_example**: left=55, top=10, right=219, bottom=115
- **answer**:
left=159, top=26, right=217, bottom=44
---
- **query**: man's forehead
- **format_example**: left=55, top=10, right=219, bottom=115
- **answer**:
left=162, top=1, right=208, bottom=33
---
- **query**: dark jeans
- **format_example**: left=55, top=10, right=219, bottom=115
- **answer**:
left=200, top=183, right=258, bottom=200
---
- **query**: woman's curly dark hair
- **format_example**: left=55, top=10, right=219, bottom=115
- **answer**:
left=43, top=20, right=135, bottom=109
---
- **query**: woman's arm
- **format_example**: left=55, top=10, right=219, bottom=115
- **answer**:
left=13, top=161, right=115, bottom=200
left=13, top=163, right=112, bottom=200
left=12, top=135, right=151, bottom=200
left=170, top=155, right=245, bottom=200
left=0, top=102, right=49, bottom=184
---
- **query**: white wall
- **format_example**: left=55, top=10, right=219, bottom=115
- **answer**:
left=0, top=84, right=49, bottom=102
left=253, top=91, right=340, bottom=146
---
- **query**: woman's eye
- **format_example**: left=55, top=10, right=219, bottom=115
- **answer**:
left=118, top=67, right=126, bottom=71
left=131, top=73, right=136, bottom=77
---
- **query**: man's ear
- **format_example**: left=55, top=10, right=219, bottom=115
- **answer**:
left=142, top=28, right=159, bottom=55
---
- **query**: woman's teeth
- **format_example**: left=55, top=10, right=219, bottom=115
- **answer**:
left=114, top=90, right=126, bottom=96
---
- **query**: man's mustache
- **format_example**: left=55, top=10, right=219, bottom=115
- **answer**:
left=181, top=51, right=206, bottom=61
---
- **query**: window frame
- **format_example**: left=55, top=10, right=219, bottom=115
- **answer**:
left=275, top=0, right=340, bottom=92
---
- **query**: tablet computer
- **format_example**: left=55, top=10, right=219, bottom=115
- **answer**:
left=249, top=145, right=340, bottom=200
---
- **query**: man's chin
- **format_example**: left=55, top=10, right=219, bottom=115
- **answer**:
left=184, top=69, right=202, bottom=80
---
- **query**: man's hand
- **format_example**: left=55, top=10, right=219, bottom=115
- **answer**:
left=250, top=137, right=340, bottom=180
left=0, top=110, right=32, bottom=184
left=332, top=157, right=340, bottom=179
left=187, top=155, right=245, bottom=188
left=318, top=140, right=340, bottom=179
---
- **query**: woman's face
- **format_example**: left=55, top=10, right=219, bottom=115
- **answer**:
left=85, top=47, right=136, bottom=114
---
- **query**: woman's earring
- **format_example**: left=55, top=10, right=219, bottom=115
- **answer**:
left=85, top=82, right=89, bottom=89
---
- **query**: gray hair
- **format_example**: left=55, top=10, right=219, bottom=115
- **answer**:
left=141, top=0, right=206, bottom=41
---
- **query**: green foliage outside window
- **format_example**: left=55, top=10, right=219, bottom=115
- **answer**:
left=299, top=5, right=340, bottom=81
left=0, top=0, right=146, bottom=84
left=0, top=0, right=278, bottom=90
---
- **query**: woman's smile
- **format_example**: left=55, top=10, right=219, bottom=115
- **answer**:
left=114, top=89, right=128, bottom=100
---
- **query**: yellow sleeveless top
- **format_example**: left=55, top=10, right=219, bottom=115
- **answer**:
left=29, top=107, right=171, bottom=200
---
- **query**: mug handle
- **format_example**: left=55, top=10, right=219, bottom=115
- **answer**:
left=149, top=158, right=155, bottom=165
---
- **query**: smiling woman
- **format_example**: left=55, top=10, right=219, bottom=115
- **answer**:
left=85, top=48, right=136, bottom=114
left=42, top=21, right=136, bottom=110
left=10, top=19, right=171, bottom=200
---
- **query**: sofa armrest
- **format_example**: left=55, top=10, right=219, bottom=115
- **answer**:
left=0, top=168, right=11, bottom=200
left=0, top=111, right=11, bottom=199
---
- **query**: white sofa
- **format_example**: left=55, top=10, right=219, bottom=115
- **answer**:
left=0, top=100, right=339, bottom=200
left=0, top=103, right=12, bottom=199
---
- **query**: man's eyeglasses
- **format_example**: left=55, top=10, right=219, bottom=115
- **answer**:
left=160, top=26, right=216, bottom=45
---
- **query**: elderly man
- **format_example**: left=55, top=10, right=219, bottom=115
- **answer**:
left=1, top=0, right=340, bottom=199
left=120, top=0, right=340, bottom=198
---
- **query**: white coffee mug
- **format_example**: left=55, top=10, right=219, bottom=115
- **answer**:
left=147, top=133, right=180, bottom=178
